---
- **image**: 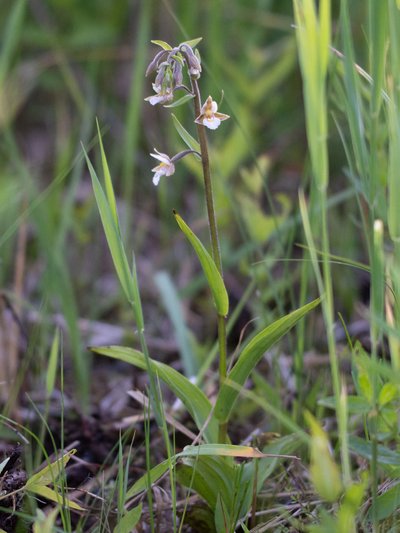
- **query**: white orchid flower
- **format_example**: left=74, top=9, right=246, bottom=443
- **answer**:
left=150, top=149, right=175, bottom=185
left=195, top=95, right=230, bottom=130
left=145, top=83, right=174, bottom=106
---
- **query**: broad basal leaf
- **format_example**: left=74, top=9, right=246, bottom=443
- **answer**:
left=91, top=345, right=218, bottom=443
left=214, top=298, right=320, bottom=422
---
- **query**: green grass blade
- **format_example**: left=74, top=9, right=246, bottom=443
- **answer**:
left=82, top=145, right=135, bottom=304
left=293, top=0, right=329, bottom=190
left=174, top=211, right=229, bottom=317
left=0, top=0, right=26, bottom=86
left=96, top=120, right=118, bottom=228
left=214, top=298, right=320, bottom=423
left=388, top=2, right=400, bottom=242
left=90, top=345, right=219, bottom=443
left=46, top=328, right=60, bottom=396
left=25, top=484, right=83, bottom=511
left=368, top=0, right=388, bottom=120
left=25, top=449, right=77, bottom=487
left=339, top=0, right=369, bottom=188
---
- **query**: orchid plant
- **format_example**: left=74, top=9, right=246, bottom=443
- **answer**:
left=85, top=38, right=319, bottom=532
left=145, top=38, right=232, bottom=442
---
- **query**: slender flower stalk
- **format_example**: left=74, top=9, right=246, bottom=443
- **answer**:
left=145, top=40, right=230, bottom=443
left=190, top=78, right=223, bottom=273
left=190, top=76, right=228, bottom=443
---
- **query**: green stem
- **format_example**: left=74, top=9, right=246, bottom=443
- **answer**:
left=320, top=190, right=351, bottom=485
left=191, top=76, right=228, bottom=443
left=370, top=218, right=384, bottom=530
left=392, top=242, right=400, bottom=370
left=191, top=78, right=222, bottom=273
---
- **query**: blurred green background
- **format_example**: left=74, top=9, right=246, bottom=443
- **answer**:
left=0, top=0, right=364, bottom=403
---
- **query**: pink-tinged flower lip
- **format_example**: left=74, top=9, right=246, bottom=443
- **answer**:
left=195, top=95, right=230, bottom=130
left=150, top=149, right=175, bottom=186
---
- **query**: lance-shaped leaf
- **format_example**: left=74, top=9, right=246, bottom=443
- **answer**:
left=151, top=40, right=172, bottom=50
left=174, top=211, right=229, bottom=317
left=25, top=449, right=76, bottom=487
left=171, top=113, right=201, bottom=155
left=181, top=37, right=203, bottom=48
left=126, top=443, right=266, bottom=500
left=214, top=298, right=320, bottom=423
left=164, top=94, right=195, bottom=108
left=91, top=345, right=219, bottom=443
left=27, top=484, right=84, bottom=511
left=25, top=449, right=84, bottom=511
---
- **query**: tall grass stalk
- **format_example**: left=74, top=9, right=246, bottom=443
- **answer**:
left=387, top=0, right=400, bottom=372
left=367, top=0, right=387, bottom=207
left=294, top=0, right=351, bottom=482
left=370, top=219, right=384, bottom=528
left=339, top=2, right=397, bottom=523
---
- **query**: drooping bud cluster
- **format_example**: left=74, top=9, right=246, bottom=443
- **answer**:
left=146, top=39, right=230, bottom=186
left=144, top=62, right=175, bottom=105
left=178, top=43, right=202, bottom=78
left=145, top=41, right=202, bottom=106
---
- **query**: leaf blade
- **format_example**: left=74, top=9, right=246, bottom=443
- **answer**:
left=171, top=113, right=201, bottom=155
left=150, top=40, right=172, bottom=50
left=91, top=345, right=219, bottom=443
left=164, top=93, right=195, bottom=108
left=214, top=298, right=320, bottom=422
left=174, top=212, right=229, bottom=317
left=26, top=484, right=84, bottom=511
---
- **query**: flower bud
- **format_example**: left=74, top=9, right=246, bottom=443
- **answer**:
left=145, top=49, right=168, bottom=77
left=179, top=43, right=202, bottom=78
left=172, top=60, right=183, bottom=86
